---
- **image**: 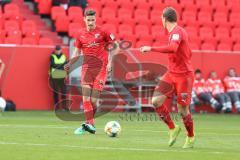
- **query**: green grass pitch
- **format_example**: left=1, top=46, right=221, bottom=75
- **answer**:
left=0, top=111, right=240, bottom=160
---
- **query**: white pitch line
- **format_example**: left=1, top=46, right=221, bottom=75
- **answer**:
left=0, top=141, right=224, bottom=155
left=0, top=124, right=240, bottom=136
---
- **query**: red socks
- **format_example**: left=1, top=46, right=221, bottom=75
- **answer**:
left=155, top=105, right=175, bottom=130
left=83, top=101, right=94, bottom=125
left=182, top=114, right=194, bottom=137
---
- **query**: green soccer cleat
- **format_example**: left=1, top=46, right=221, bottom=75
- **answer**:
left=74, top=123, right=86, bottom=135
left=84, top=123, right=96, bottom=134
left=168, top=125, right=181, bottom=147
left=182, top=136, right=195, bottom=149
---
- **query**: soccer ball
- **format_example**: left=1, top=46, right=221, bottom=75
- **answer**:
left=104, top=121, right=121, bottom=137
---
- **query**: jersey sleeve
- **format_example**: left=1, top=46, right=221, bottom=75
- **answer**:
left=104, top=30, right=115, bottom=43
left=169, top=29, right=182, bottom=45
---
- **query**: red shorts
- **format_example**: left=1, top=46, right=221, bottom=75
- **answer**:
left=81, top=67, right=107, bottom=91
left=155, top=71, right=194, bottom=106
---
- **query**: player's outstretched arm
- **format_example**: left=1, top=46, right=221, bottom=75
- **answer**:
left=140, top=42, right=179, bottom=54
left=64, top=47, right=81, bottom=71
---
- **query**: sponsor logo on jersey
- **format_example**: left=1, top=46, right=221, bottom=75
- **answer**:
left=95, top=34, right=100, bottom=39
left=172, top=34, right=180, bottom=40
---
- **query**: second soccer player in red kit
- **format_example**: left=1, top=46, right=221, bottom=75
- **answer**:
left=66, top=9, right=118, bottom=135
left=140, top=7, right=195, bottom=148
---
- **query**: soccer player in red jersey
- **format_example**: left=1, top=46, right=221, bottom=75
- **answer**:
left=140, top=7, right=195, bottom=148
left=66, top=9, right=118, bottom=135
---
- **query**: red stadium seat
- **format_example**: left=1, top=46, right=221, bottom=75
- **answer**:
left=227, top=0, right=240, bottom=9
left=215, top=27, right=230, bottom=42
left=25, top=30, right=40, bottom=40
left=118, top=24, right=134, bottom=37
left=214, top=5, right=229, bottom=13
left=180, top=0, right=195, bottom=6
left=39, top=37, right=54, bottom=45
left=117, top=8, right=133, bottom=22
left=211, top=0, right=226, bottom=8
left=151, top=25, right=166, bottom=39
left=231, top=28, right=240, bottom=42
left=233, top=43, right=240, bottom=51
left=213, top=12, right=228, bottom=26
left=0, top=15, right=5, bottom=29
left=51, top=6, right=66, bottom=21
left=196, top=0, right=210, bottom=8
left=201, top=43, right=215, bottom=50
left=135, top=24, right=150, bottom=39
left=229, top=13, right=240, bottom=27
left=134, top=9, right=149, bottom=24
left=68, top=6, right=83, bottom=21
left=198, top=11, right=214, bottom=27
left=189, top=43, right=200, bottom=50
left=21, top=20, right=37, bottom=35
left=101, top=8, right=116, bottom=21
left=38, top=0, right=52, bottom=15
left=134, top=0, right=151, bottom=10
left=4, top=36, right=21, bottom=44
left=4, top=4, right=20, bottom=20
left=55, top=16, right=69, bottom=32
left=185, top=26, right=199, bottom=38
left=0, top=30, right=6, bottom=41
left=199, top=27, right=214, bottom=41
left=182, top=11, right=197, bottom=25
left=118, top=0, right=134, bottom=10
left=102, top=23, right=117, bottom=35
left=4, top=3, right=19, bottom=14
left=68, top=23, right=83, bottom=37
left=22, top=37, right=38, bottom=45
left=7, top=30, right=22, bottom=39
left=217, top=43, right=232, bottom=51
left=150, top=0, right=165, bottom=11
left=183, top=4, right=198, bottom=13
left=4, top=20, right=20, bottom=32
left=150, top=10, right=162, bottom=25
left=104, top=1, right=118, bottom=11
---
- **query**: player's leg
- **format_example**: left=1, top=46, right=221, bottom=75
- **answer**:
left=152, top=73, right=181, bottom=146
left=223, top=93, right=232, bottom=113
left=175, top=73, right=195, bottom=148
left=74, top=67, right=96, bottom=135
left=59, top=78, right=69, bottom=111
left=199, top=92, right=221, bottom=112
left=228, top=92, right=240, bottom=113
left=50, top=78, right=60, bottom=110
left=215, top=93, right=225, bottom=112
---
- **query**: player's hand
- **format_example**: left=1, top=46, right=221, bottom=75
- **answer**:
left=64, top=63, right=70, bottom=71
left=139, top=46, right=151, bottom=53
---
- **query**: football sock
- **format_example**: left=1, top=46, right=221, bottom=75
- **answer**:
left=155, top=104, right=175, bottom=130
left=182, top=114, right=194, bottom=137
left=83, top=101, right=94, bottom=125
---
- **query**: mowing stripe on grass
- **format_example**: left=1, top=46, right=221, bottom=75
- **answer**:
left=0, top=124, right=239, bottom=136
left=0, top=141, right=223, bottom=154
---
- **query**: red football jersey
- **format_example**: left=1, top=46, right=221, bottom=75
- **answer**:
left=224, top=76, right=240, bottom=92
left=206, top=78, right=225, bottom=95
left=167, top=25, right=193, bottom=73
left=74, top=26, right=115, bottom=68
left=193, top=78, right=209, bottom=95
